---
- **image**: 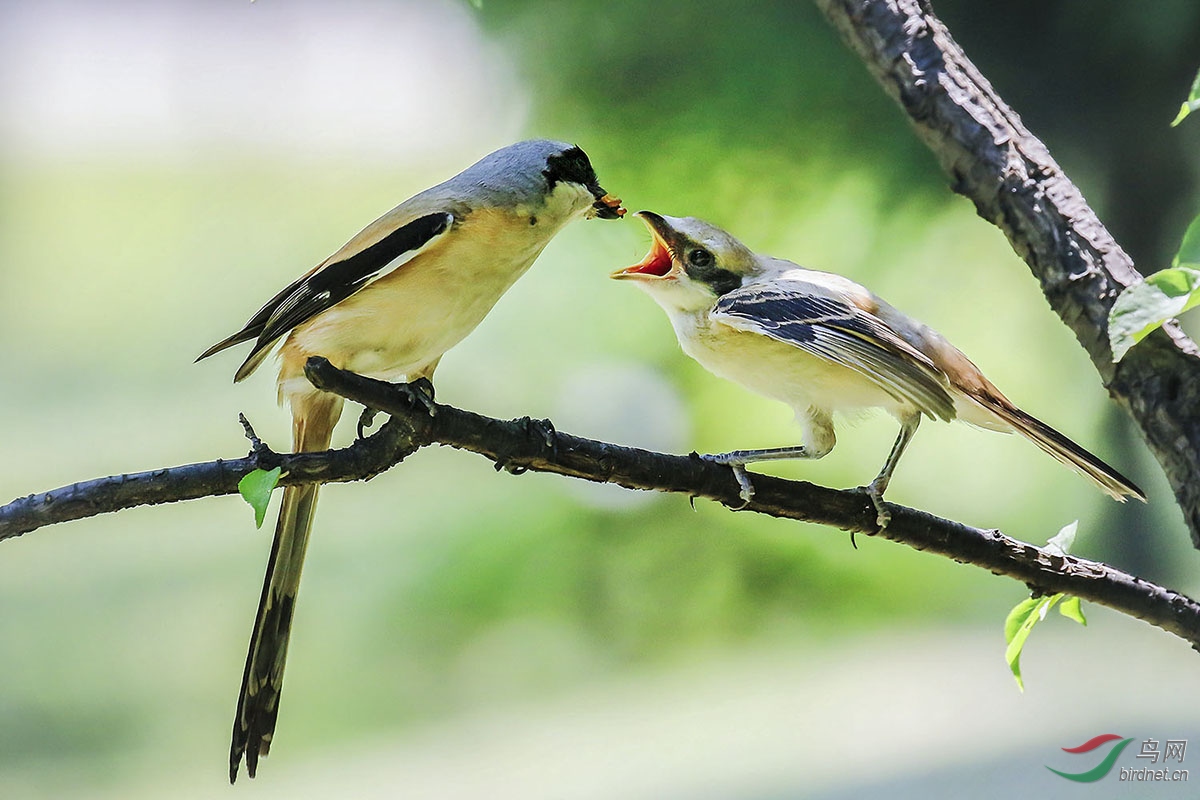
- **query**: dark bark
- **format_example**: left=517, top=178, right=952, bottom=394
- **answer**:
left=813, top=0, right=1200, bottom=546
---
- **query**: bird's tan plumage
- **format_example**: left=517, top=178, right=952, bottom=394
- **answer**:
left=202, top=140, right=623, bottom=782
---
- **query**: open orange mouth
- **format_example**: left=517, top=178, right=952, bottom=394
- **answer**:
left=610, top=211, right=675, bottom=279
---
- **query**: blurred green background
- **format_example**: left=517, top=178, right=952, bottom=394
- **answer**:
left=2, top=1, right=1200, bottom=797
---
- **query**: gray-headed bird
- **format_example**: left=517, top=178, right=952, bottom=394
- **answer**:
left=611, top=211, right=1143, bottom=523
left=199, top=140, right=624, bottom=782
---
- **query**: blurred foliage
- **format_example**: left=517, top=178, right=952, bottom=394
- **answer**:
left=3, top=1, right=1200, bottom=795
left=484, top=1, right=947, bottom=220
left=938, top=0, right=1200, bottom=267
left=1108, top=72, right=1200, bottom=362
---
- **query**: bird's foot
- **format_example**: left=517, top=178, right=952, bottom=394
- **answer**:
left=356, top=407, right=379, bottom=439
left=521, top=416, right=558, bottom=453
left=401, top=377, right=437, bottom=417
left=858, top=479, right=891, bottom=529
left=701, top=452, right=756, bottom=508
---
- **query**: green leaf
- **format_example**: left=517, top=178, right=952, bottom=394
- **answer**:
left=1107, top=266, right=1200, bottom=361
left=1173, top=213, right=1200, bottom=268
left=1004, top=596, right=1041, bottom=646
left=1004, top=593, right=1062, bottom=692
left=1044, top=520, right=1078, bottom=557
left=1170, top=67, right=1200, bottom=127
left=1059, top=595, right=1087, bottom=626
left=238, top=467, right=282, bottom=529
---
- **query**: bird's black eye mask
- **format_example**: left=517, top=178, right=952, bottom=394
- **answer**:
left=682, top=244, right=742, bottom=296
left=544, top=146, right=624, bottom=219
left=544, top=146, right=598, bottom=192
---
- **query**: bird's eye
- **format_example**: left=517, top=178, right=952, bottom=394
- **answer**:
left=688, top=249, right=713, bottom=267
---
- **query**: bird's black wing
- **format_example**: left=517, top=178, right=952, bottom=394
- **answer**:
left=712, top=284, right=956, bottom=421
left=198, top=211, right=452, bottom=381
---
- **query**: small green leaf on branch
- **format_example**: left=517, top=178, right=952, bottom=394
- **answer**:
left=1059, top=595, right=1087, bottom=626
left=1108, top=266, right=1200, bottom=361
left=1005, top=594, right=1062, bottom=691
left=238, top=467, right=282, bottom=528
left=1173, top=213, right=1200, bottom=268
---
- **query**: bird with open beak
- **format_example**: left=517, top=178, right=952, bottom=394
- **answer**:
left=612, top=211, right=1144, bottom=523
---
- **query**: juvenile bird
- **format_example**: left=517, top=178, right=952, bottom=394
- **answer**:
left=199, top=140, right=624, bottom=781
left=611, top=211, right=1143, bottom=523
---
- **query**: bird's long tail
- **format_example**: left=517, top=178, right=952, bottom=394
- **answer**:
left=966, top=394, right=1145, bottom=502
left=230, top=391, right=343, bottom=783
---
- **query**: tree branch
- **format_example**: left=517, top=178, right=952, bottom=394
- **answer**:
left=0, top=410, right=422, bottom=542
left=3, top=357, right=1199, bottom=651
left=813, top=0, right=1200, bottom=546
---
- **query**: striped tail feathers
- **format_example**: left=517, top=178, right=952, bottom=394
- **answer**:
left=963, top=392, right=1145, bottom=503
left=230, top=391, right=344, bottom=783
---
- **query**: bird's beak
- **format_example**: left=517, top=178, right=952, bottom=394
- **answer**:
left=610, top=210, right=677, bottom=281
left=590, top=186, right=626, bottom=220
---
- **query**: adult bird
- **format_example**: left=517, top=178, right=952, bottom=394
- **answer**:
left=199, top=140, right=624, bottom=781
left=611, top=211, right=1143, bottom=524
